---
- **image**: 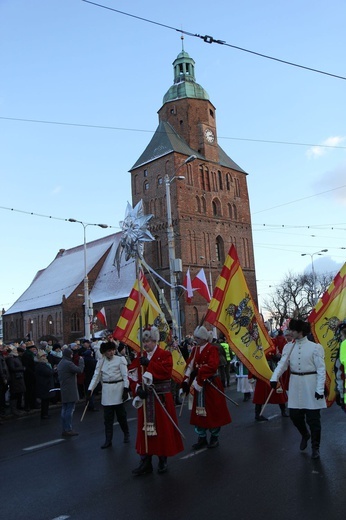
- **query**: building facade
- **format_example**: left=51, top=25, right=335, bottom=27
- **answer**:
left=130, top=48, right=257, bottom=337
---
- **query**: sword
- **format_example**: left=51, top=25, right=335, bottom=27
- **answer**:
left=150, top=386, right=186, bottom=439
left=206, top=379, right=239, bottom=406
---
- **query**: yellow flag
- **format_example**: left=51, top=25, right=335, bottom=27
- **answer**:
left=113, top=269, right=185, bottom=383
left=308, top=262, right=346, bottom=406
left=205, top=245, right=273, bottom=383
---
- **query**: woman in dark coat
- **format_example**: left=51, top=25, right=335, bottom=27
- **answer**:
left=35, top=351, right=54, bottom=419
left=6, top=347, right=26, bottom=416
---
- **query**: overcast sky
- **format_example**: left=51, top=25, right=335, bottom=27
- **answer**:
left=1, top=0, right=345, bottom=315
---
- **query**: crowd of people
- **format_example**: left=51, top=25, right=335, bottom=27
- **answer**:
left=0, top=318, right=345, bottom=470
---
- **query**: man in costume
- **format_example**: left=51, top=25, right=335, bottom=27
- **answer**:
left=270, top=319, right=326, bottom=459
left=87, top=341, right=130, bottom=449
left=129, top=326, right=184, bottom=476
left=182, top=326, right=232, bottom=450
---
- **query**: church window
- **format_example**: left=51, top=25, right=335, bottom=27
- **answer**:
left=201, top=197, right=207, bottom=214
left=235, top=177, right=240, bottom=197
left=212, top=198, right=221, bottom=216
left=71, top=313, right=81, bottom=333
left=218, top=170, right=223, bottom=190
left=209, top=109, right=214, bottom=118
left=144, top=181, right=149, bottom=191
left=196, top=196, right=201, bottom=213
left=157, top=176, right=163, bottom=186
left=216, top=235, right=225, bottom=264
left=144, top=169, right=148, bottom=177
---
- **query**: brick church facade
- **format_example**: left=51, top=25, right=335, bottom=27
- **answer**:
left=130, top=47, right=257, bottom=338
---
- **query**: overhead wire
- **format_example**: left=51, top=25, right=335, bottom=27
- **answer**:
left=81, top=0, right=346, bottom=81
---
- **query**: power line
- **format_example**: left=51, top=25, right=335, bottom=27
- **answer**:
left=1, top=116, right=346, bottom=151
left=82, top=0, right=346, bottom=81
left=0, top=205, right=119, bottom=229
left=253, top=184, right=346, bottom=214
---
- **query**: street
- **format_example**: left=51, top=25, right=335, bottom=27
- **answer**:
left=0, top=381, right=344, bottom=520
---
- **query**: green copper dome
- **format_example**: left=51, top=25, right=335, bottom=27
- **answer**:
left=162, top=50, right=210, bottom=104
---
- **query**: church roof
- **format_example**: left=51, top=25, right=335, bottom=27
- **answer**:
left=4, top=233, right=136, bottom=315
left=130, top=120, right=246, bottom=174
left=162, top=49, right=210, bottom=103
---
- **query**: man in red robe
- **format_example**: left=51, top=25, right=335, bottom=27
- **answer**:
left=129, top=326, right=184, bottom=476
left=182, top=326, right=232, bottom=450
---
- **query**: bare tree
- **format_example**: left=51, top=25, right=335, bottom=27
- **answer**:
left=263, top=271, right=334, bottom=326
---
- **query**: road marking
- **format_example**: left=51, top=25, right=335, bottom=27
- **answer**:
left=180, top=449, right=208, bottom=459
left=51, top=516, right=70, bottom=520
left=23, top=439, right=65, bottom=451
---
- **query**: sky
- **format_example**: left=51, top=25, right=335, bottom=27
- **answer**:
left=1, top=0, right=345, bottom=316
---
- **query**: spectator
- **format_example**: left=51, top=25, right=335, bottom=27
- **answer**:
left=57, top=348, right=84, bottom=437
left=35, top=351, right=55, bottom=419
left=0, top=344, right=9, bottom=420
left=6, top=346, right=26, bottom=416
left=22, top=341, right=39, bottom=411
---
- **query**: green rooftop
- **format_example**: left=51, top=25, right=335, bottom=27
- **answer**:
left=162, top=50, right=209, bottom=104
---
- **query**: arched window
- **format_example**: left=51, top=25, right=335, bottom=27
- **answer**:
left=157, top=176, right=163, bottom=187
left=201, top=197, right=207, bottom=214
left=216, top=235, right=225, bottom=264
left=226, top=173, right=231, bottom=191
left=71, top=313, right=81, bottom=333
left=218, top=170, right=223, bottom=190
left=196, top=196, right=201, bottom=213
left=205, top=167, right=210, bottom=192
left=144, top=181, right=149, bottom=191
left=212, top=198, right=221, bottom=216
left=235, top=177, right=240, bottom=197
left=187, top=163, right=193, bottom=185
left=232, top=204, right=238, bottom=220
left=228, top=203, right=233, bottom=219
left=199, top=165, right=205, bottom=190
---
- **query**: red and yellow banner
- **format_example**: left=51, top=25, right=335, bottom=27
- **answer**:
left=308, top=262, right=346, bottom=406
left=113, top=269, right=185, bottom=383
left=205, top=245, right=273, bottom=383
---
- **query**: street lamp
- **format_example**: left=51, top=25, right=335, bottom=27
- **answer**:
left=301, top=249, right=328, bottom=304
left=68, top=219, right=109, bottom=340
left=165, top=154, right=196, bottom=341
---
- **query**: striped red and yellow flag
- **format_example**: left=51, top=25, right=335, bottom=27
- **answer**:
left=113, top=269, right=185, bottom=383
left=205, top=245, right=273, bottom=383
left=308, top=262, right=346, bottom=406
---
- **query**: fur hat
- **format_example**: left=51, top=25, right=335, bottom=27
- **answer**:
left=100, top=341, right=117, bottom=355
left=142, top=326, right=160, bottom=343
left=193, top=325, right=213, bottom=343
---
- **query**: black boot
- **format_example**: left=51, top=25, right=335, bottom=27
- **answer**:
left=311, top=430, right=321, bottom=459
left=255, top=404, right=268, bottom=422
left=157, top=456, right=168, bottom=474
left=208, top=435, right=219, bottom=449
left=132, top=456, right=153, bottom=476
left=280, top=404, right=289, bottom=417
left=100, top=436, right=112, bottom=449
left=243, top=392, right=251, bottom=402
left=123, top=432, right=130, bottom=443
left=299, top=433, right=311, bottom=451
left=192, top=436, right=208, bottom=450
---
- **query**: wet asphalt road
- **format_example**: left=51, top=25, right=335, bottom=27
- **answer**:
left=1, top=380, right=344, bottom=520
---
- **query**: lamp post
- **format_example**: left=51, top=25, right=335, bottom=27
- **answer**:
left=68, top=219, right=109, bottom=340
left=301, top=249, right=328, bottom=305
left=165, top=155, right=196, bottom=341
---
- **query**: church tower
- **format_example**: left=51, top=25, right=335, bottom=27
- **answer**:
left=130, top=45, right=257, bottom=338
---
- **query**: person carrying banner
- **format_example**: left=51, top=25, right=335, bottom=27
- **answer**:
left=270, top=319, right=326, bottom=459
left=182, top=325, right=232, bottom=450
left=87, top=341, right=130, bottom=449
left=129, top=326, right=184, bottom=476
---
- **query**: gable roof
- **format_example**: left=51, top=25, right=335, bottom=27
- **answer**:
left=4, top=233, right=136, bottom=315
left=130, top=120, right=246, bottom=174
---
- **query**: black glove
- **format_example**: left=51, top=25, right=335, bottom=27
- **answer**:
left=122, top=388, right=129, bottom=402
left=315, top=392, right=324, bottom=400
left=86, top=390, right=92, bottom=400
left=335, top=392, right=341, bottom=406
left=181, top=381, right=190, bottom=395
left=190, top=369, right=198, bottom=380
left=139, top=356, right=150, bottom=367
left=270, top=381, right=277, bottom=389
left=137, top=387, right=148, bottom=399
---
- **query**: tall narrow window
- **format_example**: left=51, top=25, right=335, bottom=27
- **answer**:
left=218, top=170, right=223, bottom=190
